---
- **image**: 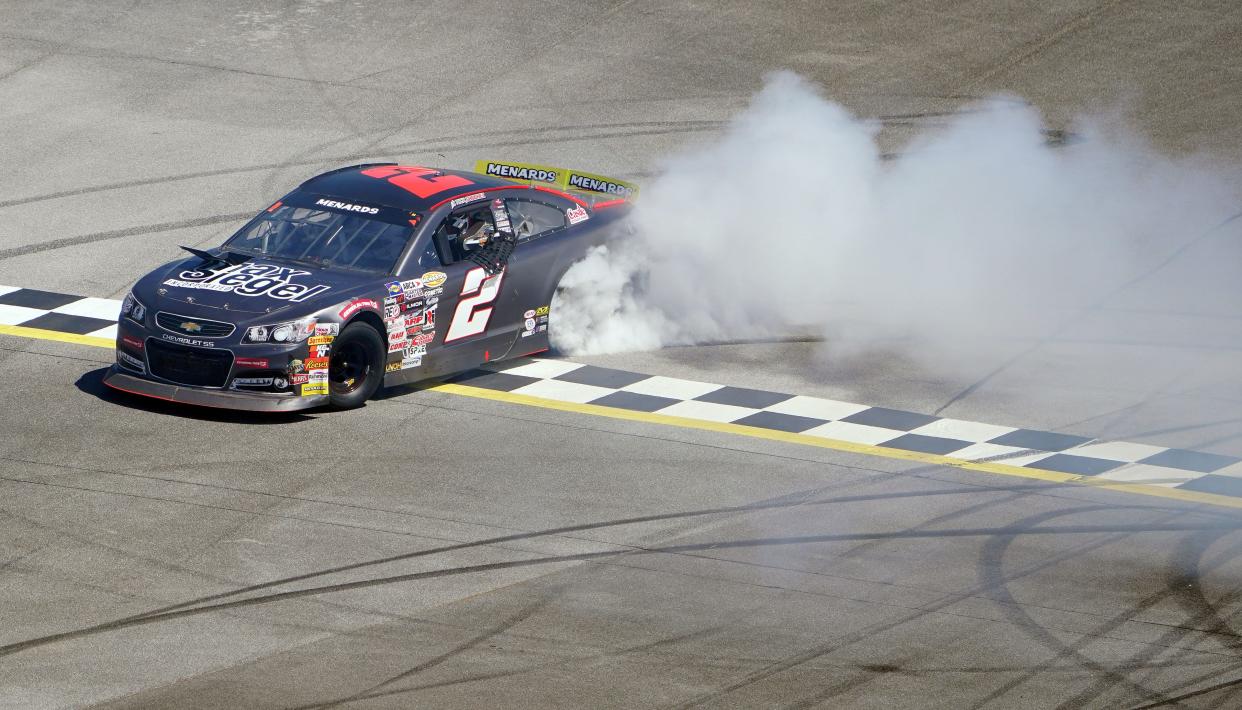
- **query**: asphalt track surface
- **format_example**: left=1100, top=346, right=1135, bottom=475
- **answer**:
left=2, top=2, right=1242, bottom=708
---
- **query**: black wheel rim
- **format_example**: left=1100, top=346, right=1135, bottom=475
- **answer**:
left=329, top=340, right=372, bottom=395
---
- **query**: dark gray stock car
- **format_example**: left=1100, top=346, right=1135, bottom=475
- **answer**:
left=102, top=163, right=630, bottom=411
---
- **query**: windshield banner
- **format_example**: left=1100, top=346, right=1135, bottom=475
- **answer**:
left=474, top=160, right=639, bottom=199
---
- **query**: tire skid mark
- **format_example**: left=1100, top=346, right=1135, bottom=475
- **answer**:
left=674, top=506, right=1235, bottom=708
left=0, top=31, right=374, bottom=90
left=0, top=212, right=254, bottom=261
left=934, top=206, right=1242, bottom=416
left=5, top=513, right=1242, bottom=663
left=0, top=121, right=716, bottom=211
left=1129, top=674, right=1242, bottom=709
left=959, top=0, right=1130, bottom=90
left=1084, top=535, right=1242, bottom=705
left=0, top=482, right=1051, bottom=659
left=290, top=625, right=727, bottom=710
left=304, top=587, right=564, bottom=710
left=966, top=519, right=1235, bottom=708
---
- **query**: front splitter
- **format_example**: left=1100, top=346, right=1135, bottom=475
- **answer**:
left=102, top=367, right=328, bottom=413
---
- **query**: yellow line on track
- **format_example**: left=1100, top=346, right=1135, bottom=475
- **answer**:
left=430, top=383, right=1242, bottom=512
left=6, top=323, right=1241, bottom=511
left=0, top=324, right=114, bottom=349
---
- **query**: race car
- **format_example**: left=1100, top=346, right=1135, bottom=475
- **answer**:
left=101, top=161, right=635, bottom=411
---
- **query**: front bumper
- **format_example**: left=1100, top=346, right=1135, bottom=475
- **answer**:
left=102, top=367, right=329, bottom=412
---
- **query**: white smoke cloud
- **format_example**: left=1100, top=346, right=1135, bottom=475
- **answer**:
left=551, top=72, right=1239, bottom=376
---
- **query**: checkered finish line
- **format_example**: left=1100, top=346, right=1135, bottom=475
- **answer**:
left=453, top=358, right=1242, bottom=499
left=0, top=286, right=119, bottom=340
left=4, top=283, right=1242, bottom=501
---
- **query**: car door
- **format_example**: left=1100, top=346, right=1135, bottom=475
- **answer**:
left=402, top=201, right=521, bottom=378
left=492, top=196, right=574, bottom=355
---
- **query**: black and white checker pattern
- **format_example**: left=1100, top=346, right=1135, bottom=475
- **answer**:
left=0, top=286, right=119, bottom=340
left=5, top=283, right=1242, bottom=501
left=454, top=358, right=1242, bottom=498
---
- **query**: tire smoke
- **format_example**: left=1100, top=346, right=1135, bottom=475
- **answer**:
left=550, top=72, right=1240, bottom=382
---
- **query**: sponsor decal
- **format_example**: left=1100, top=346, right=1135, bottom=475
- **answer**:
left=537, top=315, right=548, bottom=325
left=404, top=313, right=424, bottom=329
left=388, top=340, right=407, bottom=353
left=117, top=350, right=145, bottom=373
left=307, top=371, right=328, bottom=383
left=161, top=333, right=206, bottom=347
left=165, top=262, right=331, bottom=302
left=314, top=198, right=379, bottom=215
left=450, top=192, right=487, bottom=209
left=232, top=377, right=274, bottom=387
left=426, top=295, right=438, bottom=306
left=401, top=279, right=423, bottom=292
left=385, top=361, right=402, bottom=373
left=340, top=298, right=379, bottom=319
left=477, top=160, right=559, bottom=183
left=301, top=382, right=329, bottom=396
left=566, top=171, right=638, bottom=198
left=523, top=309, right=536, bottom=319
left=411, top=331, right=434, bottom=346
left=307, top=335, right=334, bottom=346
left=420, top=271, right=447, bottom=288
left=388, top=329, right=407, bottom=344
left=566, top=205, right=589, bottom=224
left=524, top=317, right=536, bottom=331
left=402, top=356, right=422, bottom=368
left=121, top=335, right=144, bottom=350
left=521, top=330, right=533, bottom=338
left=235, top=357, right=270, bottom=368
left=310, top=344, right=331, bottom=358
left=384, top=296, right=397, bottom=307
left=535, top=305, right=550, bottom=316
left=422, top=306, right=436, bottom=331
left=305, top=357, right=329, bottom=371
left=402, top=344, right=426, bottom=360
left=536, top=324, right=547, bottom=332
left=314, top=323, right=338, bottom=336
left=290, top=373, right=309, bottom=385
left=288, top=359, right=304, bottom=374
left=424, top=287, right=443, bottom=298
left=385, top=281, right=403, bottom=297
left=384, top=316, right=403, bottom=334
left=384, top=303, right=400, bottom=319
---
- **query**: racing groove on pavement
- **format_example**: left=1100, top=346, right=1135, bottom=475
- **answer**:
left=6, top=283, right=1242, bottom=512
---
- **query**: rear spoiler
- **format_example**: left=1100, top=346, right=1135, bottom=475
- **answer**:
left=474, top=160, right=639, bottom=204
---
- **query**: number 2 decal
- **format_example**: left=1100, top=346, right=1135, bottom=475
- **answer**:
left=444, top=267, right=505, bottom=343
left=359, top=165, right=473, bottom=198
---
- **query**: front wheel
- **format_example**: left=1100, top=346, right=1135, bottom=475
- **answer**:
left=328, top=322, right=384, bottom=409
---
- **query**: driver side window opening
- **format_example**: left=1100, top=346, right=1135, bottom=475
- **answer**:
left=431, top=204, right=497, bottom=264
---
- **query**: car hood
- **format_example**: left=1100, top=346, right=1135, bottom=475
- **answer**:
left=135, top=254, right=380, bottom=319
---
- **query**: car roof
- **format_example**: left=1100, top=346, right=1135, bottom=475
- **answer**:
left=298, top=163, right=564, bottom=213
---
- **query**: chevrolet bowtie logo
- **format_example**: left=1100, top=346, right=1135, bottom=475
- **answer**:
left=180, top=321, right=203, bottom=333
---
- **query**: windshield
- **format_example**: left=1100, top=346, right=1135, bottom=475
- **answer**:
left=224, top=205, right=413, bottom=275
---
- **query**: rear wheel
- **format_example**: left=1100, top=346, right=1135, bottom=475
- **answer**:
left=328, top=322, right=384, bottom=409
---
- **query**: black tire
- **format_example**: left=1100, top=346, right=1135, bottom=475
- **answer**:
left=327, top=321, right=384, bottom=409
